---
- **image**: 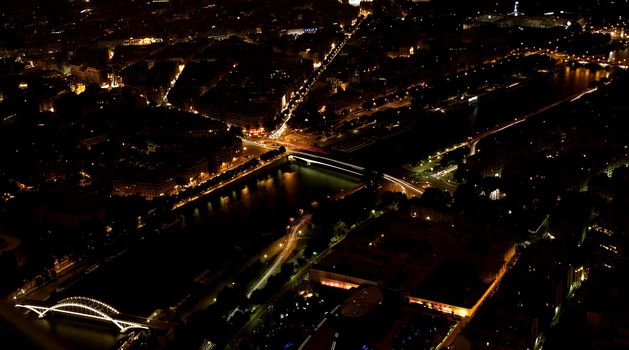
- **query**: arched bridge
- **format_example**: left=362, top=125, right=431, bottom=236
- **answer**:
left=15, top=297, right=173, bottom=333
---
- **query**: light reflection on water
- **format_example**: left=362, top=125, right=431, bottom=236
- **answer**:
left=29, top=316, right=125, bottom=350
left=558, top=66, right=610, bottom=93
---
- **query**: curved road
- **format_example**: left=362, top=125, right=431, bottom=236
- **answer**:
left=247, top=214, right=312, bottom=298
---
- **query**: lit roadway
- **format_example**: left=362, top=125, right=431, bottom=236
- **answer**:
left=231, top=212, right=367, bottom=348
left=541, top=49, right=629, bottom=67
left=171, top=147, right=275, bottom=210
left=337, top=98, right=412, bottom=127
left=271, top=16, right=366, bottom=139
left=247, top=214, right=311, bottom=298
left=415, top=84, right=603, bottom=183
left=468, top=84, right=600, bottom=154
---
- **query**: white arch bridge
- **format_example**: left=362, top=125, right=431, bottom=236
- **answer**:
left=15, top=296, right=173, bottom=333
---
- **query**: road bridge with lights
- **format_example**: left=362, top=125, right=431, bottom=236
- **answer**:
left=289, top=151, right=424, bottom=197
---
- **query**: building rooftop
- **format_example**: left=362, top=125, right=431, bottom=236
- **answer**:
left=312, top=212, right=516, bottom=310
left=339, top=286, right=384, bottom=318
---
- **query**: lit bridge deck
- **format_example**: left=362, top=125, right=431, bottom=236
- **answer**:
left=15, top=296, right=174, bottom=333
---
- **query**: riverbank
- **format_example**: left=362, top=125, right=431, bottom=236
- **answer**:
left=172, top=155, right=289, bottom=211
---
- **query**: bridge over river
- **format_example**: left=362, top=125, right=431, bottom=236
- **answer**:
left=15, top=296, right=174, bottom=333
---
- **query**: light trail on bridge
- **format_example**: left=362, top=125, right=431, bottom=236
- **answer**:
left=290, top=151, right=423, bottom=197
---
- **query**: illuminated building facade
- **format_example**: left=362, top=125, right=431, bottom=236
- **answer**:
left=310, top=212, right=517, bottom=318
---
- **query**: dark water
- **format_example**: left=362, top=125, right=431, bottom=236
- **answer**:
left=36, top=163, right=359, bottom=349
left=28, top=317, right=125, bottom=350
left=353, top=66, right=611, bottom=169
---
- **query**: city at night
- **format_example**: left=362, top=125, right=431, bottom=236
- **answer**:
left=0, top=0, right=628, bottom=349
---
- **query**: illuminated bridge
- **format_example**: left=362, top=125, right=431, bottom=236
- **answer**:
left=15, top=297, right=173, bottom=333
left=289, top=151, right=424, bottom=197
